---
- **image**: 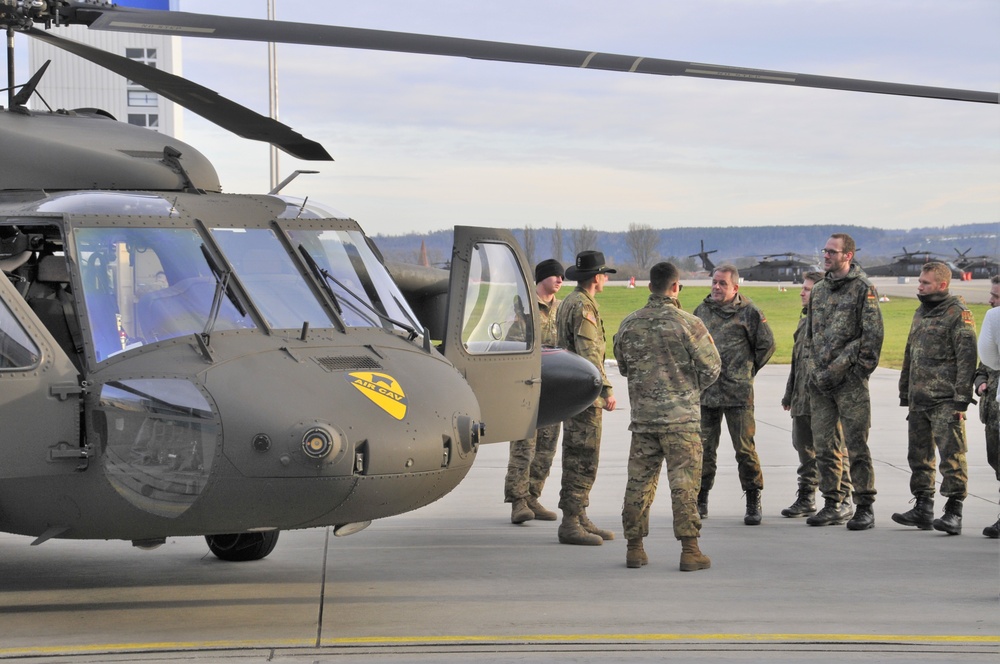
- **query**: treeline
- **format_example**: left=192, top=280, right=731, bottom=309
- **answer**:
left=372, top=222, right=999, bottom=275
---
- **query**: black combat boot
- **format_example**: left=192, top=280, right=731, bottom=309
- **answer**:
left=984, top=518, right=1000, bottom=539
left=890, top=495, right=934, bottom=530
left=697, top=487, right=709, bottom=519
left=806, top=498, right=852, bottom=526
left=846, top=504, right=874, bottom=530
left=932, top=497, right=963, bottom=535
left=744, top=489, right=762, bottom=525
left=781, top=488, right=816, bottom=517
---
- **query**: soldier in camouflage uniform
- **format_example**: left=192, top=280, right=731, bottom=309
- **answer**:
left=505, top=259, right=565, bottom=524
left=781, top=272, right=851, bottom=517
left=891, top=262, right=977, bottom=535
left=615, top=262, right=721, bottom=571
left=555, top=250, right=617, bottom=546
left=806, top=233, right=883, bottom=530
left=694, top=265, right=775, bottom=526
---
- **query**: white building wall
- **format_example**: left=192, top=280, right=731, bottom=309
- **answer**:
left=27, top=26, right=183, bottom=139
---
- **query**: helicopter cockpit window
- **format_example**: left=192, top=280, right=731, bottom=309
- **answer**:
left=210, top=228, right=334, bottom=330
left=74, top=227, right=254, bottom=361
left=277, top=197, right=349, bottom=221
left=0, top=299, right=40, bottom=369
left=461, top=243, right=533, bottom=354
left=37, top=192, right=177, bottom=217
left=288, top=229, right=423, bottom=334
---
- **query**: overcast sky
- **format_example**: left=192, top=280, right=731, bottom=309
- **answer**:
left=18, top=1, right=1000, bottom=236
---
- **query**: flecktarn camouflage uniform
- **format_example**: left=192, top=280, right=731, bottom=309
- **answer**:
left=615, top=294, right=721, bottom=540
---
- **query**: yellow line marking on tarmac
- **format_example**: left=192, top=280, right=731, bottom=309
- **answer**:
left=2, top=633, right=998, bottom=657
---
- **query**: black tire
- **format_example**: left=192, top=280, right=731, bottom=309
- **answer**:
left=205, top=531, right=280, bottom=561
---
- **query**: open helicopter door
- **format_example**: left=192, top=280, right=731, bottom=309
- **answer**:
left=441, top=227, right=541, bottom=444
left=0, top=268, right=84, bottom=485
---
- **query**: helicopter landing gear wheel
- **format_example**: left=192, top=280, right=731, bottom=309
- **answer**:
left=205, top=531, right=280, bottom=561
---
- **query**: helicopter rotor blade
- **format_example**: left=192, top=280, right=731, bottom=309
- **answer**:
left=26, top=27, right=333, bottom=161
left=70, top=5, right=999, bottom=105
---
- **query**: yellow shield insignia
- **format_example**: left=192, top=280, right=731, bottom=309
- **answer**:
left=346, top=372, right=408, bottom=420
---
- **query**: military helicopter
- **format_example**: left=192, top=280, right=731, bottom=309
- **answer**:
left=688, top=240, right=718, bottom=274
left=863, top=247, right=965, bottom=280
left=1, top=2, right=996, bottom=562
left=953, top=248, right=1000, bottom=280
left=740, top=253, right=819, bottom=284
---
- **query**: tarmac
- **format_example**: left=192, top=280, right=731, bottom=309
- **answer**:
left=1, top=365, right=998, bottom=662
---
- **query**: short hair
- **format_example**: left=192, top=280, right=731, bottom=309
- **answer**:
left=921, top=261, right=952, bottom=285
left=991, top=275, right=1000, bottom=286
left=649, top=262, right=679, bottom=294
left=830, top=233, right=856, bottom=256
left=713, top=264, right=740, bottom=283
left=804, top=271, right=824, bottom=284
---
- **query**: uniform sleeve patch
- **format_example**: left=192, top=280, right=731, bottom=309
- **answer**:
left=962, top=310, right=975, bottom=327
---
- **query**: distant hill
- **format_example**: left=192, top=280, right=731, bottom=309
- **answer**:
left=372, top=223, right=999, bottom=275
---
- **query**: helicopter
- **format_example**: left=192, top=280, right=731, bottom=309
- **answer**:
left=953, top=248, right=1000, bottom=280
left=862, top=247, right=966, bottom=280
left=740, top=253, right=819, bottom=284
left=1, top=2, right=997, bottom=562
left=688, top=240, right=718, bottom=274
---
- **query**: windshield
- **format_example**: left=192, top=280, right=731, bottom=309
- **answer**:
left=289, top=228, right=422, bottom=334
left=210, top=227, right=333, bottom=330
left=74, top=227, right=253, bottom=361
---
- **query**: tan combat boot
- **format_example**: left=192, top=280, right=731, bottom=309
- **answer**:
left=526, top=496, right=557, bottom=521
left=579, top=512, right=615, bottom=540
left=626, top=538, right=648, bottom=568
left=679, top=537, right=711, bottom=572
left=558, top=514, right=603, bottom=546
left=511, top=498, right=534, bottom=524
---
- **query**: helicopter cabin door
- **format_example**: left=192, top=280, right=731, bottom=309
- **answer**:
left=441, top=227, right=541, bottom=444
left=0, top=269, right=82, bottom=480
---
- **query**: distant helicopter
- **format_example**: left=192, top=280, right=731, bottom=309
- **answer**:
left=953, top=248, right=1000, bottom=280
left=740, top=253, right=819, bottom=284
left=688, top=240, right=718, bottom=274
left=1, top=2, right=996, bottom=561
left=863, top=247, right=965, bottom=280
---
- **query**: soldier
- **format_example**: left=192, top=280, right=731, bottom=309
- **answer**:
left=891, top=262, right=977, bottom=534
left=979, top=299, right=1000, bottom=537
left=974, top=276, right=1000, bottom=538
left=806, top=233, right=884, bottom=530
left=555, top=250, right=617, bottom=546
left=505, top=259, right=565, bottom=524
left=694, top=264, right=775, bottom=525
left=781, top=271, right=851, bottom=517
left=615, top=262, right=720, bottom=571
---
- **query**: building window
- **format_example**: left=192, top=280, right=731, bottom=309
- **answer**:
left=127, top=90, right=159, bottom=107
left=125, top=48, right=159, bottom=110
left=128, top=114, right=159, bottom=129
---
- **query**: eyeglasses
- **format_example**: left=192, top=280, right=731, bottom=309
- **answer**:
left=821, top=249, right=843, bottom=255
left=678, top=284, right=684, bottom=292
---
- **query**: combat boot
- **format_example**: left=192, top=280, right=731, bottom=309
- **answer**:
left=744, top=489, right=762, bottom=526
left=626, top=538, right=648, bottom=568
left=781, top=488, right=816, bottom=517
left=557, top=514, right=603, bottom=546
left=806, top=498, right=852, bottom=526
left=932, top=497, right=963, bottom=535
left=846, top=504, right=874, bottom=530
left=579, top=512, right=615, bottom=540
left=510, top=498, right=534, bottom=524
left=983, top=518, right=1000, bottom=538
left=697, top=487, right=709, bottom=518
left=679, top=537, right=711, bottom=572
left=526, top=497, right=557, bottom=521
left=891, top=495, right=934, bottom=530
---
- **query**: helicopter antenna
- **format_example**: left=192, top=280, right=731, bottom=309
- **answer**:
left=268, top=170, right=319, bottom=196
left=10, top=59, right=51, bottom=109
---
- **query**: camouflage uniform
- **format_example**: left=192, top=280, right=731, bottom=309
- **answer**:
left=694, top=292, right=775, bottom=493
left=556, top=285, right=613, bottom=516
left=505, top=294, right=562, bottom=503
left=899, top=292, right=978, bottom=499
left=615, top=294, right=721, bottom=540
left=807, top=264, right=883, bottom=506
left=973, top=362, right=999, bottom=482
left=782, top=309, right=851, bottom=494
